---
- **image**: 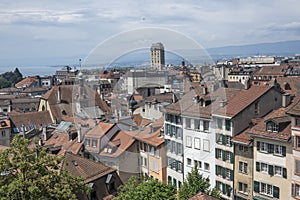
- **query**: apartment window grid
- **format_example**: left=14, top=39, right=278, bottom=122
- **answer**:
left=238, top=182, right=248, bottom=194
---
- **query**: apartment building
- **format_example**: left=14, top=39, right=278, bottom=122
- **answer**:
left=212, top=85, right=283, bottom=199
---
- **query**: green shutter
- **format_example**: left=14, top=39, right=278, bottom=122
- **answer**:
left=230, top=152, right=234, bottom=164
left=222, top=135, right=226, bottom=145
left=257, top=141, right=260, bottom=150
left=254, top=181, right=260, bottom=193
left=256, top=162, right=260, bottom=172
left=268, top=144, right=274, bottom=153
left=215, top=166, right=218, bottom=175
left=218, top=119, right=222, bottom=129
left=292, top=183, right=295, bottom=197
left=230, top=170, right=233, bottom=181
left=174, top=126, right=177, bottom=138
left=273, top=186, right=280, bottom=198
left=283, top=168, right=287, bottom=178
left=215, top=148, right=218, bottom=159
left=222, top=150, right=226, bottom=161
left=282, top=146, right=286, bottom=156
left=268, top=165, right=274, bottom=176
left=227, top=185, right=232, bottom=197
left=222, top=183, right=226, bottom=195
left=175, top=160, right=178, bottom=171
left=222, top=167, right=226, bottom=179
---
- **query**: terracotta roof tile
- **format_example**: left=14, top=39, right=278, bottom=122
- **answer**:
left=86, top=122, right=115, bottom=137
left=62, top=152, right=116, bottom=183
left=214, top=86, right=273, bottom=118
left=8, top=111, right=52, bottom=130
left=15, top=76, right=37, bottom=88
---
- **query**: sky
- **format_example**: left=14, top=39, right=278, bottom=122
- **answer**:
left=1, top=0, right=300, bottom=67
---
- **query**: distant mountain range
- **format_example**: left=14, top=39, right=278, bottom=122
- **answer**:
left=206, top=40, right=300, bottom=61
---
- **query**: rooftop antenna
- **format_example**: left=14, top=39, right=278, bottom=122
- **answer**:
left=79, top=58, right=82, bottom=70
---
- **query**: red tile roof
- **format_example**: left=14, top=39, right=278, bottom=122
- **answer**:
left=188, top=192, right=218, bottom=200
left=214, top=86, right=273, bottom=118
left=133, top=117, right=164, bottom=147
left=62, top=152, right=116, bottom=183
left=15, top=76, right=37, bottom=88
left=85, top=122, right=115, bottom=137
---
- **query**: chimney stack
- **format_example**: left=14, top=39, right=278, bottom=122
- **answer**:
left=77, top=124, right=82, bottom=143
left=42, top=127, right=48, bottom=141
left=220, top=100, right=227, bottom=107
left=57, top=86, right=61, bottom=103
left=282, top=93, right=291, bottom=108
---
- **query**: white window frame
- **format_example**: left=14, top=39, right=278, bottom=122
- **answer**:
left=186, top=136, right=192, bottom=148
left=194, top=137, right=201, bottom=150
left=261, top=162, right=268, bottom=173
left=274, top=145, right=283, bottom=156
left=203, top=139, right=210, bottom=152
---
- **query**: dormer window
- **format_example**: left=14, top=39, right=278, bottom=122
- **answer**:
left=266, top=122, right=278, bottom=132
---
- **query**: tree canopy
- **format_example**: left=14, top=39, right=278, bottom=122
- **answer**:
left=178, top=166, right=220, bottom=200
left=115, top=176, right=177, bottom=200
left=0, top=68, right=23, bottom=89
left=0, top=136, right=90, bottom=200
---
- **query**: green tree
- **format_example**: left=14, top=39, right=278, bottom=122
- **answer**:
left=0, top=136, right=90, bottom=200
left=115, top=176, right=176, bottom=200
left=178, top=166, right=220, bottom=200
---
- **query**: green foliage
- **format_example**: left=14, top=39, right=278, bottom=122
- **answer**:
left=0, top=68, right=23, bottom=89
left=0, top=136, right=90, bottom=200
left=115, top=175, right=176, bottom=200
left=178, top=166, right=220, bottom=200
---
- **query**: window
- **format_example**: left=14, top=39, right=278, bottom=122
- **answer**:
left=295, top=184, right=300, bottom=198
left=260, top=142, right=268, bottom=152
left=295, top=160, right=300, bottom=175
left=260, top=182, right=273, bottom=196
left=203, top=121, right=209, bottom=132
left=194, top=137, right=200, bottom=149
left=85, top=139, right=90, bottom=147
left=144, top=157, right=147, bottom=167
left=216, top=165, right=222, bottom=176
left=216, top=149, right=222, bottom=159
left=296, top=118, right=300, bottom=127
left=178, top=162, right=183, bottom=173
left=178, top=143, right=183, bottom=155
left=194, top=160, right=201, bottom=168
left=177, top=128, right=182, bottom=139
left=225, top=119, right=231, bottom=131
left=225, top=168, right=230, bottom=180
left=295, top=136, right=300, bottom=150
left=172, top=142, right=176, bottom=154
left=238, top=182, right=248, bottom=194
left=274, top=166, right=282, bottom=176
left=239, top=145, right=248, bottom=152
left=216, top=134, right=222, bottom=144
left=186, top=136, right=192, bottom=148
left=217, top=118, right=222, bottom=129
left=185, top=118, right=191, bottom=129
left=203, top=139, right=210, bottom=152
left=274, top=145, right=283, bottom=155
left=204, top=163, right=210, bottom=171
left=194, top=119, right=200, bottom=130
left=226, top=136, right=231, bottom=146
left=92, top=139, right=97, bottom=148
left=239, top=161, right=248, bottom=174
left=187, top=158, right=192, bottom=166
left=1, top=131, right=5, bottom=137
left=261, top=163, right=268, bottom=173
left=224, top=151, right=230, bottom=162
left=266, top=122, right=278, bottom=132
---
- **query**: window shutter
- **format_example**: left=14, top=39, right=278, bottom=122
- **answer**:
left=257, top=141, right=260, bottom=150
left=175, top=160, right=178, bottom=171
left=283, top=168, right=287, bottom=178
left=230, top=170, right=233, bottom=181
left=268, top=165, right=274, bottom=176
left=222, top=150, right=226, bottom=161
left=230, top=152, right=234, bottom=164
left=268, top=144, right=274, bottom=153
left=292, top=183, right=295, bottom=197
left=254, top=181, right=260, bottom=193
left=222, top=135, right=226, bottom=145
left=282, top=146, right=286, bottom=156
left=215, top=148, right=218, bottom=159
left=222, top=167, right=226, bottom=179
left=174, top=126, right=177, bottom=138
left=291, top=136, right=294, bottom=149
left=256, top=162, right=260, bottom=172
left=273, top=186, right=280, bottom=198
left=174, top=142, right=178, bottom=155
left=215, top=166, right=218, bottom=175
left=222, top=183, right=226, bottom=195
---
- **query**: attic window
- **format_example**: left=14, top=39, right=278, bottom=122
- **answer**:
left=266, top=122, right=278, bottom=132
left=0, top=121, right=6, bottom=126
left=62, top=110, right=67, bottom=115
